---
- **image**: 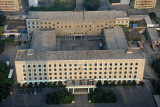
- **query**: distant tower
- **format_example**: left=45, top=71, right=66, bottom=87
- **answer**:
left=29, top=0, right=38, bottom=7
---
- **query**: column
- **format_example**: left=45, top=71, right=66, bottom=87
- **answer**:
left=73, top=88, right=74, bottom=94
left=67, top=88, right=69, bottom=92
left=81, top=36, right=82, bottom=40
left=88, top=88, right=90, bottom=93
left=74, top=36, right=75, bottom=40
left=93, top=88, right=95, bottom=92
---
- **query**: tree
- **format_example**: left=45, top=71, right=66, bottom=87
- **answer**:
left=28, top=82, right=33, bottom=88
left=132, top=80, right=136, bottom=86
left=122, top=80, right=127, bottom=86
left=84, top=0, right=101, bottom=11
left=57, top=81, right=63, bottom=87
left=17, top=83, right=21, bottom=89
left=96, top=80, right=102, bottom=86
left=22, top=84, right=26, bottom=89
left=104, top=81, right=109, bottom=86
left=152, top=58, right=160, bottom=78
left=138, top=81, right=144, bottom=86
left=110, top=82, right=116, bottom=87
left=0, top=26, right=4, bottom=36
left=117, top=81, right=121, bottom=86
left=127, top=80, right=131, bottom=85
left=0, top=14, right=6, bottom=26
left=149, top=12, right=157, bottom=19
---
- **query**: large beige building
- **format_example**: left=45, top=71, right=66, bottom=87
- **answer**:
left=131, top=0, right=156, bottom=9
left=0, top=0, right=21, bottom=11
left=15, top=27, right=145, bottom=91
left=26, top=11, right=130, bottom=39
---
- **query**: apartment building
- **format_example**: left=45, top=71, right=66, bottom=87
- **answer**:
left=0, top=0, right=21, bottom=11
left=26, top=11, right=129, bottom=39
left=130, top=0, right=156, bottom=9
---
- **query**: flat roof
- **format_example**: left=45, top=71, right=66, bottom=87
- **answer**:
left=129, top=15, right=152, bottom=25
left=30, top=30, right=56, bottom=51
left=7, top=20, right=26, bottom=30
left=147, top=28, right=160, bottom=41
left=104, top=27, right=128, bottom=50
left=15, top=49, right=144, bottom=61
left=27, top=11, right=128, bottom=21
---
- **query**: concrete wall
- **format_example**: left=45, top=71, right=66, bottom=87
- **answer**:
left=28, top=0, right=38, bottom=7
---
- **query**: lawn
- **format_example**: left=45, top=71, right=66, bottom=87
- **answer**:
left=29, top=0, right=75, bottom=11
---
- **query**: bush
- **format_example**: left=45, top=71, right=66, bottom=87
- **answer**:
left=117, top=81, right=121, bottom=86
left=110, top=82, right=116, bottom=87
left=138, top=81, right=144, bottom=86
left=88, top=88, right=117, bottom=103
left=152, top=58, right=160, bottom=78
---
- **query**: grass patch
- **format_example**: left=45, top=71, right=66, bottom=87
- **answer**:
left=29, top=0, right=75, bottom=11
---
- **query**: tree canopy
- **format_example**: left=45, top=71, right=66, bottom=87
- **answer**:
left=0, top=14, right=6, bottom=26
left=152, top=58, right=160, bottom=78
left=149, top=12, right=157, bottom=19
left=84, top=0, right=101, bottom=11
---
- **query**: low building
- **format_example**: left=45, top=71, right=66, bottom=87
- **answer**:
left=0, top=0, right=21, bottom=11
left=28, top=0, right=38, bottom=7
left=146, top=28, right=160, bottom=50
left=130, top=0, right=156, bottom=9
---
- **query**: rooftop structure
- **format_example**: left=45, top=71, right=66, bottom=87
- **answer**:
left=30, top=30, right=56, bottom=51
left=130, top=0, right=156, bottom=9
left=27, top=11, right=128, bottom=21
left=103, top=27, right=128, bottom=50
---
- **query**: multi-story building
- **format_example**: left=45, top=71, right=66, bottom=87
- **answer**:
left=26, top=11, right=130, bottom=39
left=15, top=26, right=145, bottom=93
left=0, top=0, right=21, bottom=11
left=130, top=0, right=156, bottom=9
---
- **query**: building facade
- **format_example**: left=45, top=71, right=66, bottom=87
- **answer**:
left=26, top=11, right=130, bottom=39
left=15, top=50, right=145, bottom=85
left=0, top=0, right=21, bottom=11
left=130, top=0, right=156, bottom=9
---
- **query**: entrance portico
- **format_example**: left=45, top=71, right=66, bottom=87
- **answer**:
left=66, top=79, right=96, bottom=94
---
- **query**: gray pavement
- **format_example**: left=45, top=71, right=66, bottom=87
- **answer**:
left=0, top=81, right=156, bottom=107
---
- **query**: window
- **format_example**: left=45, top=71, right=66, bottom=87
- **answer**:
left=74, top=68, right=77, bottom=71
left=89, top=68, right=92, bottom=70
left=84, top=64, right=87, bottom=66
left=89, top=72, right=92, bottom=74
left=94, top=68, right=97, bottom=70
left=125, top=63, right=128, bottom=66
left=38, top=65, right=41, bottom=67
left=94, top=72, right=97, bottom=74
left=23, top=65, right=25, bottom=68
left=64, top=64, right=67, bottom=67
left=130, top=63, right=133, bottom=65
left=28, top=65, right=30, bottom=68
left=59, top=64, right=62, bottom=67
left=115, top=63, right=117, bottom=66
left=69, top=64, right=72, bottom=67
left=104, top=72, right=107, bottom=74
left=44, top=69, right=46, bottom=72
left=54, top=69, right=57, bottom=71
left=24, top=74, right=26, bottom=76
left=54, top=64, right=56, bottom=67
left=74, top=64, right=77, bottom=66
left=33, top=65, right=36, bottom=67
left=135, top=63, right=138, bottom=65
left=84, top=72, right=87, bottom=74
left=99, top=68, right=102, bottom=70
left=134, top=75, right=136, bottom=78
left=69, top=68, right=72, bottom=71
left=110, top=63, right=112, bottom=66
left=120, top=63, right=122, bottom=66
left=135, top=67, right=138, bottom=70
left=49, top=73, right=52, bottom=75
left=44, top=65, right=46, bottom=67
left=49, top=69, right=52, bottom=71
left=49, top=64, right=51, bottom=67
left=105, top=63, right=107, bottom=66
left=104, top=68, right=107, bottom=70
left=99, top=72, right=102, bottom=74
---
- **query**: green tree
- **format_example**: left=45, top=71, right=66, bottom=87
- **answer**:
left=110, top=82, right=116, bottom=87
left=132, top=80, right=136, bottom=86
left=149, top=12, right=157, bottom=19
left=152, top=58, right=160, bottom=78
left=0, top=14, right=6, bottom=26
left=96, top=80, right=102, bottom=86
left=57, top=81, right=63, bottom=87
left=0, top=26, right=4, bottom=36
left=117, top=81, right=121, bottom=86
left=104, top=81, right=109, bottom=86
left=28, top=82, right=33, bottom=88
left=122, top=80, right=127, bottom=86
left=17, top=83, right=21, bottom=89
left=84, top=0, right=101, bottom=10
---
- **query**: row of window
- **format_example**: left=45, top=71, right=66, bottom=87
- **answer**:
left=27, top=21, right=129, bottom=25
left=23, top=63, right=138, bottom=68
left=24, top=71, right=138, bottom=76
left=24, top=75, right=137, bottom=81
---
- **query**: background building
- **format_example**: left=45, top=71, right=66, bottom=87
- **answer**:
left=26, top=11, right=130, bottom=39
left=28, top=0, right=38, bottom=7
left=0, top=0, right=21, bottom=11
left=130, top=0, right=156, bottom=9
